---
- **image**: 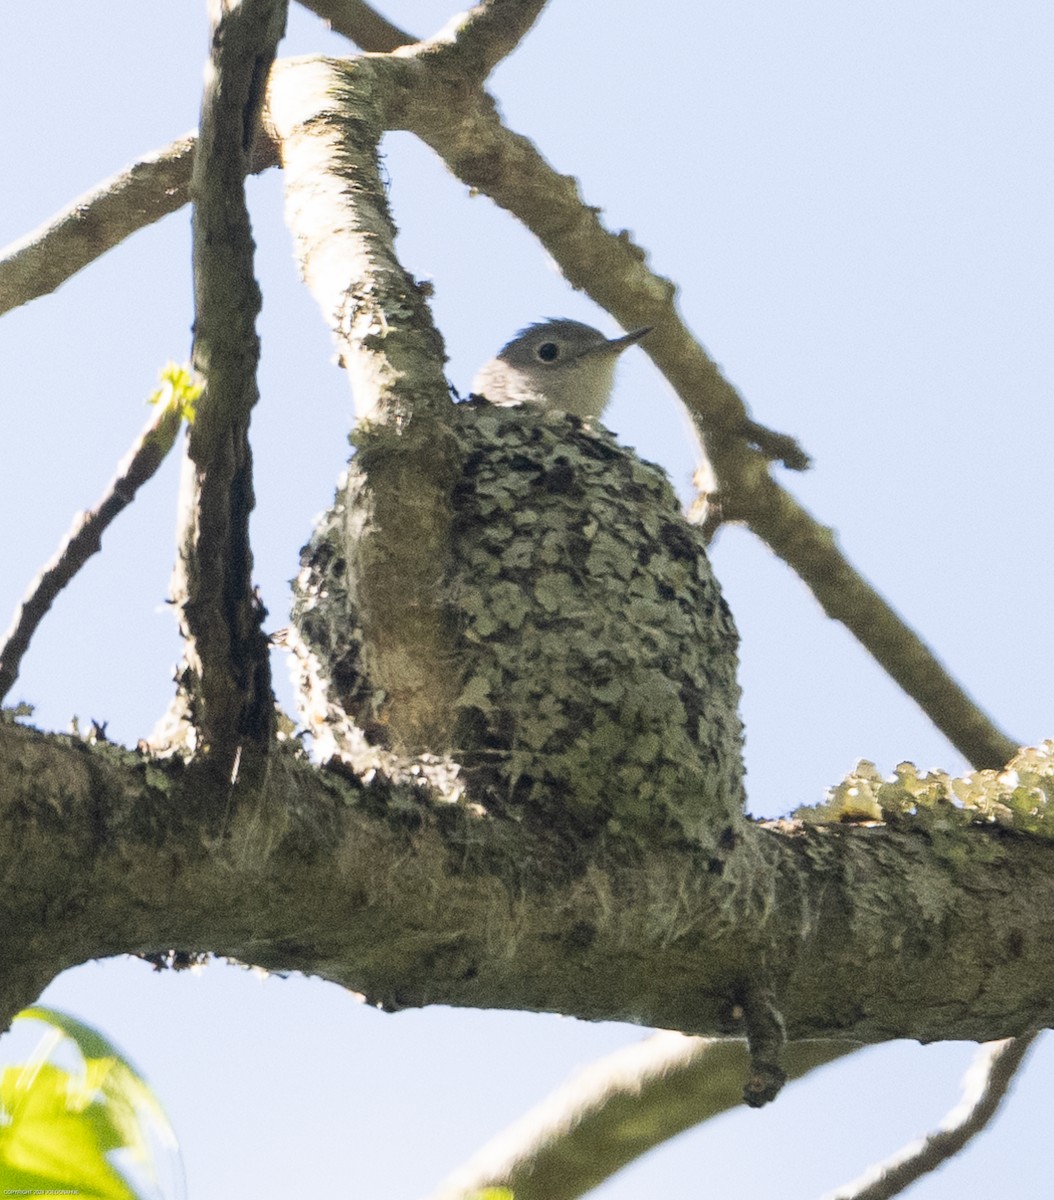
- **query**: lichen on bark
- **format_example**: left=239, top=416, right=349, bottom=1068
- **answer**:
left=291, top=401, right=744, bottom=852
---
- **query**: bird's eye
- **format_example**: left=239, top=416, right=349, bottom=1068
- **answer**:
left=536, top=341, right=560, bottom=362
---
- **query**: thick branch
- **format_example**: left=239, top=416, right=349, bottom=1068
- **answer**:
left=3, top=721, right=1053, bottom=1047
left=163, top=0, right=287, bottom=773
left=428, top=1033, right=856, bottom=1200
left=265, top=56, right=463, bottom=752
left=0, top=399, right=181, bottom=705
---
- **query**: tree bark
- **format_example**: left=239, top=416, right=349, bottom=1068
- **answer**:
left=2, top=720, right=1051, bottom=1047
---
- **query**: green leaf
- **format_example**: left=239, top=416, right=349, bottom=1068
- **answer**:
left=147, top=361, right=202, bottom=424
left=0, top=1008, right=181, bottom=1199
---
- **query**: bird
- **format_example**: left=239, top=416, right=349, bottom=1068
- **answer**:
left=470, top=318, right=651, bottom=420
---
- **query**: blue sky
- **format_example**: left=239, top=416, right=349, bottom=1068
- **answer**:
left=2, top=2, right=1052, bottom=1196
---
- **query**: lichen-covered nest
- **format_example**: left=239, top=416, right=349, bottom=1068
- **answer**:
left=291, top=401, right=744, bottom=846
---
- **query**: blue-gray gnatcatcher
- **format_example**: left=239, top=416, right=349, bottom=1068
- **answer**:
left=471, top=318, right=651, bottom=419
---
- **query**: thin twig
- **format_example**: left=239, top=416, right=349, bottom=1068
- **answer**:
left=427, top=1033, right=857, bottom=1200
left=742, top=985, right=788, bottom=1108
left=0, top=401, right=182, bottom=705
left=825, top=1033, right=1038, bottom=1200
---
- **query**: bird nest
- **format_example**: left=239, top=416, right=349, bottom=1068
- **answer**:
left=289, top=401, right=744, bottom=848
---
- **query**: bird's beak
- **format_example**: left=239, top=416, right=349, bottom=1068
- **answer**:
left=589, top=326, right=653, bottom=357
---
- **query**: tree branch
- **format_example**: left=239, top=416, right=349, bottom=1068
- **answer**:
left=378, top=44, right=1017, bottom=770
left=0, top=133, right=285, bottom=317
left=428, top=1033, right=856, bottom=1200
left=423, top=0, right=550, bottom=81
left=265, top=55, right=464, bottom=754
left=0, top=393, right=183, bottom=706
left=0, top=136, right=197, bottom=317
left=297, top=0, right=550, bottom=74
left=297, top=0, right=413, bottom=50
left=264, top=55, right=451, bottom=426
left=0, top=13, right=1019, bottom=769
left=160, top=0, right=287, bottom=775
left=3, top=721, right=1053, bottom=1048
left=828, top=1034, right=1038, bottom=1200
left=386, top=77, right=808, bottom=470
left=732, top=474, right=1018, bottom=770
